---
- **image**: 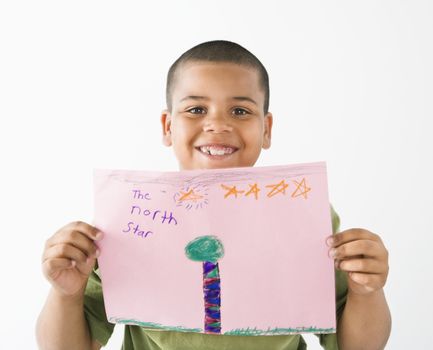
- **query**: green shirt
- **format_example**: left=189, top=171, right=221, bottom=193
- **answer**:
left=84, top=206, right=347, bottom=350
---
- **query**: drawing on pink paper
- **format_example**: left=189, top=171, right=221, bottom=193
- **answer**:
left=174, top=184, right=209, bottom=210
left=185, top=235, right=224, bottom=334
left=93, top=162, right=336, bottom=335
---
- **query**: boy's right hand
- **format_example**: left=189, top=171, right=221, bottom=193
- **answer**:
left=42, top=221, right=103, bottom=298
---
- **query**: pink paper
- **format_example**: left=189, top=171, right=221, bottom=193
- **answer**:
left=93, top=162, right=336, bottom=335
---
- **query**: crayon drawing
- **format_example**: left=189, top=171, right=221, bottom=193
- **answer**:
left=174, top=184, right=209, bottom=210
left=93, top=162, right=336, bottom=335
left=185, top=235, right=224, bottom=334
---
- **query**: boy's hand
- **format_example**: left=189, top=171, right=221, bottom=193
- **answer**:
left=327, top=229, right=389, bottom=295
left=42, top=221, right=103, bottom=298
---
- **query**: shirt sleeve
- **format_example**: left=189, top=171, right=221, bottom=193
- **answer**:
left=315, top=205, right=348, bottom=350
left=83, top=264, right=115, bottom=346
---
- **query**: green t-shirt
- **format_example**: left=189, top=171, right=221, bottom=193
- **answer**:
left=84, top=206, right=347, bottom=350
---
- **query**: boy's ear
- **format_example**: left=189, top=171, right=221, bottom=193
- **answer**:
left=161, top=109, right=172, bottom=147
left=262, top=112, right=273, bottom=149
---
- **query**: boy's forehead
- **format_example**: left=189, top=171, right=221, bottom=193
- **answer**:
left=175, top=61, right=260, bottom=83
left=172, top=61, right=263, bottom=101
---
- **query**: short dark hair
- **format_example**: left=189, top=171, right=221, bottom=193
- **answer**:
left=166, top=40, right=270, bottom=114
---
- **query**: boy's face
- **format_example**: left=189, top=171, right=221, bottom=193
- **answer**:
left=161, top=61, right=273, bottom=170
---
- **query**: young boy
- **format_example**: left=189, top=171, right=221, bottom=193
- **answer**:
left=36, top=40, right=391, bottom=350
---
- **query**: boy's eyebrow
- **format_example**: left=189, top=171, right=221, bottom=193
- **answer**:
left=179, top=95, right=258, bottom=105
left=180, top=95, right=209, bottom=102
left=231, top=96, right=258, bottom=105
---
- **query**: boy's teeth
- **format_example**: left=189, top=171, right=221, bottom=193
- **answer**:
left=200, top=146, right=234, bottom=156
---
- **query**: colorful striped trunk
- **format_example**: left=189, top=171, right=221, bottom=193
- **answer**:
left=203, top=261, right=221, bottom=333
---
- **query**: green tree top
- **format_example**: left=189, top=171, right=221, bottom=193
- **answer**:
left=185, top=235, right=224, bottom=263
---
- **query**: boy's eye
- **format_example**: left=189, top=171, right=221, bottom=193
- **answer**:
left=232, top=108, right=249, bottom=116
left=187, top=107, right=206, bottom=115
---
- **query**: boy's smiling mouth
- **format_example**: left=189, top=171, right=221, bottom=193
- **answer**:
left=195, top=144, right=238, bottom=158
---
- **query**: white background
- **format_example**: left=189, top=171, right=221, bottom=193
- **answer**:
left=1, top=1, right=432, bottom=349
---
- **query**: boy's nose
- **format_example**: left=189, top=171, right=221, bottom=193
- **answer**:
left=203, top=114, right=233, bottom=133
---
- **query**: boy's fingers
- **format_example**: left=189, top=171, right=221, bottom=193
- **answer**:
left=46, top=230, right=100, bottom=258
left=336, top=258, right=387, bottom=274
left=42, top=258, right=75, bottom=278
left=48, top=221, right=103, bottom=245
left=348, top=272, right=386, bottom=290
left=75, top=256, right=97, bottom=276
left=43, top=244, right=89, bottom=264
left=67, top=221, right=102, bottom=239
left=327, top=228, right=382, bottom=248
left=329, top=240, right=383, bottom=259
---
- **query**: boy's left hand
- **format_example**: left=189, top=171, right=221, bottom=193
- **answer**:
left=327, top=229, right=389, bottom=295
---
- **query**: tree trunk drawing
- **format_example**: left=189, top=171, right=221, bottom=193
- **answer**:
left=185, top=235, right=224, bottom=334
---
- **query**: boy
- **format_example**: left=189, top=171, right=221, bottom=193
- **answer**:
left=36, top=40, right=391, bottom=349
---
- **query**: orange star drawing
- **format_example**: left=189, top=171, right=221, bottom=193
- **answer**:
left=221, top=184, right=245, bottom=199
left=291, top=178, right=311, bottom=199
left=266, top=180, right=289, bottom=198
left=178, top=189, right=203, bottom=202
left=245, top=183, right=260, bottom=200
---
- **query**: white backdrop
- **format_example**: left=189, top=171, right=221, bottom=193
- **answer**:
left=1, top=1, right=432, bottom=349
